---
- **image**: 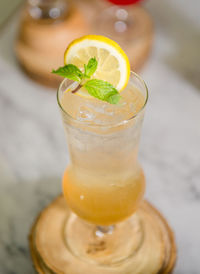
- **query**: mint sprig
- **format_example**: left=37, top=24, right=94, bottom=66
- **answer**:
left=52, top=57, right=121, bottom=104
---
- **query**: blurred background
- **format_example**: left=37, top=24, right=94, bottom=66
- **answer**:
left=0, top=0, right=199, bottom=273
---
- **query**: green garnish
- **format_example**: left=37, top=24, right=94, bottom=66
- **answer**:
left=52, top=57, right=121, bottom=104
left=84, top=79, right=121, bottom=104
left=83, top=57, right=98, bottom=78
left=52, top=64, right=83, bottom=82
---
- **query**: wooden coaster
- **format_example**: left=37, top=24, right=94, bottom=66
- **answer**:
left=29, top=195, right=176, bottom=274
left=15, top=5, right=90, bottom=88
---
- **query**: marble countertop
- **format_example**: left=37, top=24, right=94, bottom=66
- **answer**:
left=0, top=0, right=200, bottom=273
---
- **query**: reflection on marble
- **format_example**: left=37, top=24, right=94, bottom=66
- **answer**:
left=0, top=0, right=200, bottom=273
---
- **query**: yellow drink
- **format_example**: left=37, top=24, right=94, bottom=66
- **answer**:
left=63, top=166, right=145, bottom=225
left=55, top=35, right=149, bottom=265
left=60, top=78, right=146, bottom=225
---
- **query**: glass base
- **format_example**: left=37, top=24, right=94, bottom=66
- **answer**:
left=64, top=212, right=144, bottom=266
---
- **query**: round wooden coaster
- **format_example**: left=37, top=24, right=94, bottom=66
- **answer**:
left=29, top=195, right=176, bottom=274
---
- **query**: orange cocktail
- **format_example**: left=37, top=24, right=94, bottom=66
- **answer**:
left=60, top=76, right=146, bottom=225
left=55, top=35, right=148, bottom=264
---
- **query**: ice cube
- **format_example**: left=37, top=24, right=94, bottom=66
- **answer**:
left=77, top=106, right=95, bottom=122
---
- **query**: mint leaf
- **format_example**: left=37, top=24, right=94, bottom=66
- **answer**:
left=84, top=57, right=98, bottom=78
left=83, top=79, right=121, bottom=104
left=83, top=65, right=90, bottom=78
left=107, top=93, right=121, bottom=104
left=52, top=64, right=83, bottom=82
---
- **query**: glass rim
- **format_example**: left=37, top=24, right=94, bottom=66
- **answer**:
left=57, top=71, right=148, bottom=128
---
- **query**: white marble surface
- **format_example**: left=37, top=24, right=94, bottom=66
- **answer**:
left=0, top=0, right=200, bottom=273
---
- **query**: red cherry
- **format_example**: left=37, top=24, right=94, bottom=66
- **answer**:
left=107, top=0, right=142, bottom=5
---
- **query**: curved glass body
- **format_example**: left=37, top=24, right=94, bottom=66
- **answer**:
left=57, top=72, right=148, bottom=226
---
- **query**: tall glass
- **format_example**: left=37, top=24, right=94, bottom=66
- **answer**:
left=57, top=72, right=148, bottom=265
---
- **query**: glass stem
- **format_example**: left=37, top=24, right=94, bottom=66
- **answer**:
left=95, top=225, right=115, bottom=237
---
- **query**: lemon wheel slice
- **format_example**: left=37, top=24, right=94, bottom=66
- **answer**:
left=64, top=35, right=130, bottom=98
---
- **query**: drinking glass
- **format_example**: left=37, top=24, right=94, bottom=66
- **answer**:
left=95, top=0, right=144, bottom=40
left=27, top=0, right=69, bottom=21
left=92, top=0, right=153, bottom=70
left=57, top=72, right=148, bottom=265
